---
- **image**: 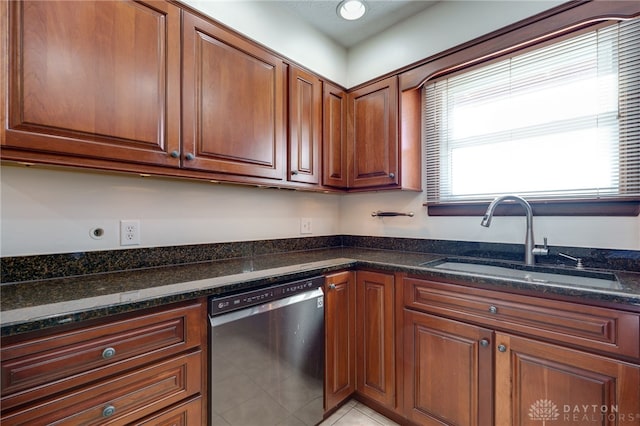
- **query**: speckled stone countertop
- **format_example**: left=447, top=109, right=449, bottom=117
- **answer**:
left=2, top=247, right=640, bottom=337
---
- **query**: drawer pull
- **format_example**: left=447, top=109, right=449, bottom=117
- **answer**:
left=101, top=347, right=116, bottom=359
left=329, top=284, right=336, bottom=290
left=488, top=305, right=498, bottom=314
left=497, top=344, right=507, bottom=353
left=102, top=405, right=116, bottom=418
left=480, top=338, right=490, bottom=347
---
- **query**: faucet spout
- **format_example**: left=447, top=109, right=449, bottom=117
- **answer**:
left=481, top=195, right=536, bottom=265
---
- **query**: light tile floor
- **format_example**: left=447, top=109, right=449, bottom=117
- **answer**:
left=319, top=400, right=400, bottom=426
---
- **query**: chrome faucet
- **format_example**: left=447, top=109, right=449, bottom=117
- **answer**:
left=481, top=195, right=545, bottom=265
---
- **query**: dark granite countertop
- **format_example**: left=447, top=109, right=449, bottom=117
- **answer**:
left=2, top=247, right=640, bottom=337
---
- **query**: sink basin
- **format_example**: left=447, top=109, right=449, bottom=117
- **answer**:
left=421, top=259, right=621, bottom=290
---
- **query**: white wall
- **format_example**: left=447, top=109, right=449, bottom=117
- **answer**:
left=2, top=0, right=637, bottom=256
left=0, top=165, right=340, bottom=256
left=338, top=189, right=640, bottom=251
left=346, top=0, right=564, bottom=87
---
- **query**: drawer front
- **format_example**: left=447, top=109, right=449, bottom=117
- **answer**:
left=1, top=350, right=201, bottom=425
left=133, top=396, right=202, bottom=426
left=404, top=278, right=640, bottom=359
left=1, top=301, right=204, bottom=410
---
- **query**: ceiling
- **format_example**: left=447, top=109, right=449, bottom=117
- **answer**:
left=277, top=1, right=439, bottom=48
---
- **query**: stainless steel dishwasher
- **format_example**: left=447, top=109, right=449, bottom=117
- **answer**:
left=209, top=276, right=325, bottom=426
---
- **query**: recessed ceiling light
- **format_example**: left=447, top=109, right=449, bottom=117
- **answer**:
left=337, top=0, right=366, bottom=21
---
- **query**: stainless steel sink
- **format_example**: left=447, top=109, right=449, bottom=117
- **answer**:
left=421, top=259, right=621, bottom=290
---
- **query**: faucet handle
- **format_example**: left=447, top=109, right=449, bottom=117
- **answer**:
left=532, top=237, right=549, bottom=256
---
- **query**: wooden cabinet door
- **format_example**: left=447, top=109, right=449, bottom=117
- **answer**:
left=403, top=310, right=493, bottom=426
left=356, top=271, right=395, bottom=408
left=325, top=271, right=356, bottom=411
left=288, top=65, right=322, bottom=185
left=323, top=82, right=348, bottom=188
left=495, top=333, right=640, bottom=426
left=182, top=11, right=285, bottom=181
left=2, top=0, right=181, bottom=167
left=347, top=76, right=399, bottom=188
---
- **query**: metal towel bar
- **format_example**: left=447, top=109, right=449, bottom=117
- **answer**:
left=371, top=211, right=414, bottom=217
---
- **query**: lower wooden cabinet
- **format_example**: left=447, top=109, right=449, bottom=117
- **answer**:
left=356, top=270, right=396, bottom=409
left=495, top=333, right=640, bottom=425
left=0, top=299, right=207, bottom=425
left=324, top=270, right=356, bottom=411
left=403, top=310, right=493, bottom=425
left=134, top=396, right=203, bottom=426
left=402, top=276, right=640, bottom=426
left=324, top=269, right=399, bottom=415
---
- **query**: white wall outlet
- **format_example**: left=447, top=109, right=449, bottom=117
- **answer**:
left=120, top=220, right=140, bottom=246
left=300, top=217, right=312, bottom=235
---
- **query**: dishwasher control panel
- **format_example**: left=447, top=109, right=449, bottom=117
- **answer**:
left=209, top=276, right=325, bottom=316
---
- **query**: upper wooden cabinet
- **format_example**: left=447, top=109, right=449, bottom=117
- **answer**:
left=182, top=11, right=286, bottom=181
left=347, top=77, right=421, bottom=191
left=347, top=77, right=399, bottom=188
left=2, top=0, right=181, bottom=167
left=323, top=82, right=348, bottom=188
left=288, top=65, right=322, bottom=185
left=1, top=1, right=420, bottom=192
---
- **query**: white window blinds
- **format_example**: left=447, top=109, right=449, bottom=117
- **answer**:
left=424, top=19, right=640, bottom=204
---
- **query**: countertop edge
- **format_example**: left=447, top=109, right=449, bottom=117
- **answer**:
left=2, top=251, right=639, bottom=337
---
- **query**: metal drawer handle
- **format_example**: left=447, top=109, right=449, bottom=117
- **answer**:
left=329, top=284, right=336, bottom=290
left=102, top=347, right=116, bottom=359
left=389, top=172, right=395, bottom=179
left=185, top=152, right=195, bottom=161
left=480, top=338, right=490, bottom=347
left=497, top=344, right=507, bottom=353
left=488, top=305, right=498, bottom=314
left=170, top=150, right=180, bottom=158
left=102, top=405, right=116, bottom=418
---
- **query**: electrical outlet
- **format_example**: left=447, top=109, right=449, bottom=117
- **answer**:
left=120, top=220, right=140, bottom=246
left=300, top=218, right=312, bottom=235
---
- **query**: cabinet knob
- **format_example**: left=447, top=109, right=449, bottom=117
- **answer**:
left=185, top=153, right=195, bottom=161
left=170, top=150, right=180, bottom=158
left=488, top=305, right=498, bottom=314
left=480, top=338, right=490, bottom=347
left=102, top=405, right=116, bottom=418
left=328, top=284, right=336, bottom=290
left=291, top=170, right=299, bottom=175
left=497, top=344, right=507, bottom=352
left=101, top=347, right=116, bottom=359
left=389, top=172, right=395, bottom=179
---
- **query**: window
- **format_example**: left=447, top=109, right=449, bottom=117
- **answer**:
left=424, top=19, right=639, bottom=212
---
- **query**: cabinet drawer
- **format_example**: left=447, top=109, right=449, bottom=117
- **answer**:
left=133, top=395, right=202, bottom=425
left=1, top=350, right=201, bottom=425
left=1, top=301, right=204, bottom=410
left=404, top=278, right=640, bottom=359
